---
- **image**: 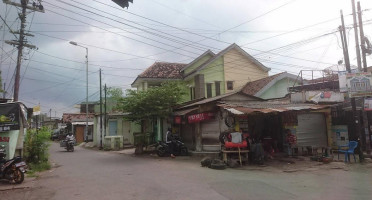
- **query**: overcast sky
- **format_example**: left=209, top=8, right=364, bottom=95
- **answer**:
left=1, top=0, right=372, bottom=118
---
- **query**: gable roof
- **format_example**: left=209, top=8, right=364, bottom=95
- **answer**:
left=138, top=62, right=186, bottom=79
left=183, top=43, right=270, bottom=78
left=180, top=50, right=215, bottom=72
left=241, top=72, right=298, bottom=97
left=131, top=62, right=186, bottom=86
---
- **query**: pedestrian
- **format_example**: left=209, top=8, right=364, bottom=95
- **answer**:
left=285, top=129, right=297, bottom=157
left=166, top=128, right=176, bottom=158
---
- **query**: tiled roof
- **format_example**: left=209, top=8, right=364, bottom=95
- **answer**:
left=138, top=62, right=186, bottom=79
left=241, top=72, right=285, bottom=96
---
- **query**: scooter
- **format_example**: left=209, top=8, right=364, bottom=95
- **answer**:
left=0, top=145, right=27, bottom=184
left=156, top=136, right=188, bottom=157
left=60, top=139, right=75, bottom=152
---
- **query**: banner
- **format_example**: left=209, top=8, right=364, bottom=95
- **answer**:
left=0, top=103, right=20, bottom=132
left=346, top=72, right=372, bottom=98
left=33, top=105, right=41, bottom=116
left=188, top=112, right=215, bottom=124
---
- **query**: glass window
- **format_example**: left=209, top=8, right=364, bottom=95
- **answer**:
left=206, top=83, right=212, bottom=98
left=215, top=81, right=221, bottom=96
left=227, top=81, right=234, bottom=90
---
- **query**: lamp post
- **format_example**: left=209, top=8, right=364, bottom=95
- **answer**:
left=70, top=41, right=89, bottom=142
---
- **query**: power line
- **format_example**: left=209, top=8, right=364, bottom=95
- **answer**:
left=43, top=1, right=201, bottom=58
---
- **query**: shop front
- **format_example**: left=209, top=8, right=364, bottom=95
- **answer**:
left=218, top=100, right=332, bottom=155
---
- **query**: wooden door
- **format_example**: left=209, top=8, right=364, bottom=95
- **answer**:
left=75, top=126, right=85, bottom=143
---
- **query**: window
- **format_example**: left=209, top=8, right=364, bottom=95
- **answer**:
left=215, top=81, right=221, bottom=96
left=227, top=81, right=234, bottom=90
left=190, top=87, right=195, bottom=100
left=206, top=83, right=212, bottom=98
left=109, top=120, right=117, bottom=136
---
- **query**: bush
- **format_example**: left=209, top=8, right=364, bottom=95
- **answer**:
left=24, top=127, right=51, bottom=164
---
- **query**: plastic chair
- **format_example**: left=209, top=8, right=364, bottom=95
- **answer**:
left=338, top=141, right=358, bottom=163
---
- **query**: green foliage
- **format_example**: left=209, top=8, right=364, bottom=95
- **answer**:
left=107, top=87, right=123, bottom=99
left=116, top=81, right=187, bottom=122
left=24, top=127, right=51, bottom=164
left=26, top=162, right=51, bottom=177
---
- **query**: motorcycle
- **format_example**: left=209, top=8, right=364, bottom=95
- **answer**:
left=0, top=145, right=27, bottom=184
left=60, top=139, right=75, bottom=152
left=156, top=136, right=188, bottom=157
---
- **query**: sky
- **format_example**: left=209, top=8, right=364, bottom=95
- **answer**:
left=1, top=0, right=372, bottom=118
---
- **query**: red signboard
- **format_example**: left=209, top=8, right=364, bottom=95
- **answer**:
left=0, top=136, right=10, bottom=142
left=188, top=112, right=215, bottom=123
left=174, top=116, right=182, bottom=124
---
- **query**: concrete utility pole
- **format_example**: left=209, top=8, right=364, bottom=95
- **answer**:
left=340, top=10, right=364, bottom=161
left=69, top=41, right=89, bottom=142
left=99, top=69, right=103, bottom=149
left=357, top=1, right=371, bottom=154
left=104, top=84, right=107, bottom=138
left=2, top=0, right=44, bottom=101
left=351, top=0, right=362, bottom=71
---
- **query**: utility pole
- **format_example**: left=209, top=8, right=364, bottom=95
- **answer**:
left=340, top=10, right=364, bottom=161
left=2, top=0, right=44, bottom=101
left=104, top=84, right=107, bottom=138
left=351, top=0, right=362, bottom=71
left=99, top=69, right=103, bottom=149
left=358, top=1, right=371, bottom=154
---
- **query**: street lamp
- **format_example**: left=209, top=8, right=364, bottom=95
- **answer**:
left=70, top=41, right=89, bottom=142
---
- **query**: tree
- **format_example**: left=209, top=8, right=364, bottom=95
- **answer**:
left=116, top=81, right=187, bottom=122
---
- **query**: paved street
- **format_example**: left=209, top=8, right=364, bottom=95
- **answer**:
left=1, top=142, right=372, bottom=200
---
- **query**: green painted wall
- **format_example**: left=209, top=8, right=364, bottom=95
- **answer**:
left=184, top=54, right=213, bottom=75
left=201, top=57, right=225, bottom=97
left=259, top=78, right=296, bottom=99
left=183, top=57, right=225, bottom=100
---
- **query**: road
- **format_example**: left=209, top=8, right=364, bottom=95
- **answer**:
left=1, top=142, right=372, bottom=200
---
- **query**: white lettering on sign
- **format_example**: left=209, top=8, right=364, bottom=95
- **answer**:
left=0, top=136, right=10, bottom=142
left=0, top=126, right=11, bottom=132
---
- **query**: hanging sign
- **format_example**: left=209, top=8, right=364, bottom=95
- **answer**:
left=188, top=112, right=215, bottom=123
left=33, top=105, right=41, bottom=116
left=0, top=103, right=20, bottom=132
left=346, top=72, right=372, bottom=98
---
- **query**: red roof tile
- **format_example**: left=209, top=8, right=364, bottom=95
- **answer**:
left=139, top=62, right=186, bottom=79
left=241, top=73, right=284, bottom=96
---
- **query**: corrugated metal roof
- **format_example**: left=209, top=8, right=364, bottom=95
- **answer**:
left=173, top=107, right=198, bottom=116
left=218, top=101, right=329, bottom=115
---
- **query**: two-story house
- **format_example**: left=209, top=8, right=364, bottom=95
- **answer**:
left=181, top=43, right=270, bottom=100
left=130, top=43, right=271, bottom=144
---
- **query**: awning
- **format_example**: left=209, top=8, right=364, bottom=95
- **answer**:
left=173, top=107, right=198, bottom=116
left=71, top=122, right=94, bottom=125
left=219, top=103, right=329, bottom=115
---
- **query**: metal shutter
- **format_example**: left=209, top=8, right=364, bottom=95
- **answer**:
left=296, top=113, right=327, bottom=147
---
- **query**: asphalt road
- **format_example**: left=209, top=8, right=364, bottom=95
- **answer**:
left=1, top=142, right=372, bottom=200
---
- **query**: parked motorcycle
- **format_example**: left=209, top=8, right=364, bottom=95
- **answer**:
left=0, top=145, right=27, bottom=184
left=156, top=136, right=188, bottom=157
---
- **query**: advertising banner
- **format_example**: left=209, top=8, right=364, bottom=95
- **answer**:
left=188, top=112, right=215, bottom=124
left=364, top=98, right=372, bottom=111
left=346, top=72, right=372, bottom=98
left=0, top=103, right=20, bottom=132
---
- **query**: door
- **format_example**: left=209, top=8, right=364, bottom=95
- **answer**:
left=296, top=113, right=327, bottom=147
left=109, top=121, right=117, bottom=136
left=75, top=126, right=85, bottom=143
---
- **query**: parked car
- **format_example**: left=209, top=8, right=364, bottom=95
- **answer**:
left=51, top=129, right=64, bottom=141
